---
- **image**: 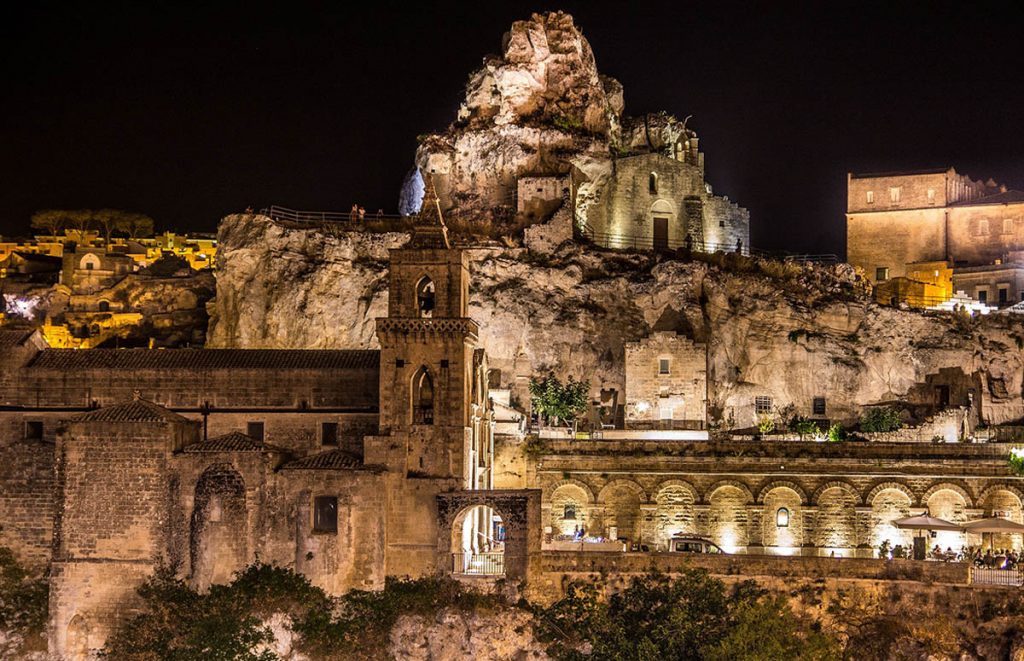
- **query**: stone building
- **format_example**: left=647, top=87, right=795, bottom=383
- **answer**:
left=582, top=150, right=749, bottom=254
left=624, top=331, right=707, bottom=429
left=847, top=168, right=1024, bottom=306
left=0, top=198, right=543, bottom=658
left=61, top=248, right=134, bottom=295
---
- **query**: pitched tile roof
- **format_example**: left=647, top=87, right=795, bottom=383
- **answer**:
left=182, top=431, right=285, bottom=453
left=27, top=348, right=380, bottom=371
left=0, top=329, right=35, bottom=348
left=281, top=449, right=363, bottom=470
left=73, top=396, right=191, bottom=424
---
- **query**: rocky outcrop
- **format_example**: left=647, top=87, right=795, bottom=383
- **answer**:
left=208, top=214, right=1024, bottom=428
left=404, top=11, right=697, bottom=230
left=389, top=607, right=546, bottom=661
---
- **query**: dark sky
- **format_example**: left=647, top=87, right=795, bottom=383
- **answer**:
left=2, top=1, right=1022, bottom=253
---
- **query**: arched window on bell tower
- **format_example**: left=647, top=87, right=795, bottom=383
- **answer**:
left=412, top=367, right=435, bottom=425
left=416, top=277, right=435, bottom=318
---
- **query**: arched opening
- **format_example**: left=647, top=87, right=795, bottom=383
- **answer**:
left=191, top=464, right=247, bottom=590
left=815, top=486, right=858, bottom=555
left=597, top=482, right=643, bottom=546
left=649, top=484, right=696, bottom=550
left=451, top=504, right=504, bottom=575
left=415, top=277, right=435, bottom=318
left=983, top=490, right=1023, bottom=551
left=926, top=488, right=968, bottom=552
left=66, top=615, right=90, bottom=659
left=762, top=487, right=802, bottom=553
left=412, top=367, right=434, bottom=425
left=98, top=300, right=110, bottom=312
left=869, top=488, right=912, bottom=552
left=649, top=172, right=658, bottom=194
left=709, top=485, right=750, bottom=552
left=550, top=483, right=592, bottom=538
left=80, top=253, right=100, bottom=271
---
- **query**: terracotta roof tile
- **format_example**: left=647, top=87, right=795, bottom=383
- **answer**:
left=0, top=329, right=34, bottom=348
left=27, top=348, right=380, bottom=371
left=282, top=449, right=363, bottom=470
left=73, top=397, right=191, bottom=424
left=183, top=431, right=284, bottom=453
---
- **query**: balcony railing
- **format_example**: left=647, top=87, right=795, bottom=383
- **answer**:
left=452, top=552, right=505, bottom=576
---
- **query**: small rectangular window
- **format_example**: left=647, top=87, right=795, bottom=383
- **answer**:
left=866, top=190, right=874, bottom=204
left=246, top=421, right=265, bottom=441
left=659, top=406, right=673, bottom=420
left=978, top=219, right=990, bottom=236
left=999, top=288, right=1008, bottom=305
left=658, top=358, right=670, bottom=375
left=978, top=290, right=988, bottom=303
left=1003, top=219, right=1014, bottom=235
left=321, top=422, right=339, bottom=446
left=812, top=397, right=826, bottom=416
left=313, top=496, right=338, bottom=533
left=563, top=504, right=576, bottom=520
left=889, top=187, right=901, bottom=204
left=755, top=396, right=773, bottom=415
left=927, top=188, right=936, bottom=203
left=24, top=421, right=43, bottom=440
left=718, top=220, right=725, bottom=228
left=876, top=267, right=889, bottom=282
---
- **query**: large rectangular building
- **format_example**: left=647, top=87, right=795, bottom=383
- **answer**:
left=847, top=168, right=1024, bottom=305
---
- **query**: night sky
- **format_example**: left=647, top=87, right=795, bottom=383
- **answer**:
left=2, top=1, right=1022, bottom=254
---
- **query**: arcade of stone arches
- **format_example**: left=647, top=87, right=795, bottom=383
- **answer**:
left=544, top=478, right=1024, bottom=555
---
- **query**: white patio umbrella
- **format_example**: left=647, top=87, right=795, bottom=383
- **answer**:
left=962, top=517, right=1024, bottom=552
left=891, top=515, right=962, bottom=532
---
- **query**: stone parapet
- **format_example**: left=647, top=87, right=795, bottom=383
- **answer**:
left=540, top=550, right=970, bottom=584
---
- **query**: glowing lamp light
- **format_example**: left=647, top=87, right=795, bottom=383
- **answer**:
left=635, top=401, right=651, bottom=414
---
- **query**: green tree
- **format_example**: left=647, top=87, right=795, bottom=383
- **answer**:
left=534, top=570, right=839, bottom=661
left=529, top=373, right=589, bottom=426
left=860, top=406, right=903, bottom=433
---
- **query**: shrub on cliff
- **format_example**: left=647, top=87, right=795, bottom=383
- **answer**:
left=105, top=565, right=507, bottom=660
left=534, top=570, right=839, bottom=660
left=860, top=406, right=903, bottom=433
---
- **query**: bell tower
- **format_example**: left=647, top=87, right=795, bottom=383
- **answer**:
left=372, top=180, right=478, bottom=484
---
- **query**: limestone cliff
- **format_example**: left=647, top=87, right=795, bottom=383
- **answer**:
left=208, top=214, right=1024, bottom=427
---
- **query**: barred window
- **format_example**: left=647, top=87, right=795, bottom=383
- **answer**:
left=812, top=397, right=826, bottom=416
left=755, top=396, right=773, bottom=415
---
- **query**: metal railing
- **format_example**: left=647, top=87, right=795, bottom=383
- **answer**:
left=970, top=565, right=1024, bottom=587
left=452, top=552, right=505, bottom=576
left=578, top=224, right=838, bottom=264
left=259, top=205, right=408, bottom=224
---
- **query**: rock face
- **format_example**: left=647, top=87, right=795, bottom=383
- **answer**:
left=388, top=607, right=547, bottom=661
left=208, top=214, right=1024, bottom=428
left=407, top=11, right=629, bottom=224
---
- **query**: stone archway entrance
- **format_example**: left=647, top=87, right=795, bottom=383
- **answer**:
left=451, top=505, right=504, bottom=575
left=437, top=490, right=541, bottom=583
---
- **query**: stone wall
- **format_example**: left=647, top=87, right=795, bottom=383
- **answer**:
left=537, top=551, right=970, bottom=587
left=0, top=439, right=54, bottom=571
left=624, top=331, right=706, bottom=428
left=535, top=439, right=1024, bottom=554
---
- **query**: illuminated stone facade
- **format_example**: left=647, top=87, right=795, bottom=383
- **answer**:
left=531, top=439, right=1024, bottom=555
left=584, top=152, right=749, bottom=253
left=624, top=331, right=707, bottom=429
left=847, top=168, right=1024, bottom=306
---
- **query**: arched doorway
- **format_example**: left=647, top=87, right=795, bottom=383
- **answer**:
left=191, top=464, right=248, bottom=590
left=650, top=199, right=674, bottom=252
left=451, top=504, right=504, bottom=575
left=415, top=276, right=435, bottom=318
